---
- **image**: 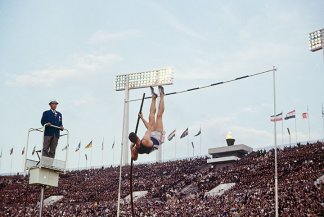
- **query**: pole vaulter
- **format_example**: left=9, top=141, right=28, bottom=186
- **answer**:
left=118, top=67, right=279, bottom=217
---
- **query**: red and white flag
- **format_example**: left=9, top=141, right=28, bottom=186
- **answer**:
left=270, top=112, right=283, bottom=122
left=302, top=112, right=308, bottom=119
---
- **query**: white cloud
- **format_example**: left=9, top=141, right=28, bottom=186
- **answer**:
left=89, top=29, right=141, bottom=44
left=8, top=52, right=122, bottom=87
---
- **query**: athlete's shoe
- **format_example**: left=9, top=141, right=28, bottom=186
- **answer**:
left=150, top=86, right=158, bottom=98
left=158, top=85, right=165, bottom=95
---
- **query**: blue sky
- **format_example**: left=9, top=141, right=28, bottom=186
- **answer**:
left=0, top=0, right=323, bottom=173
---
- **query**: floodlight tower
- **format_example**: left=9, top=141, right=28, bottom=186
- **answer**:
left=115, top=69, right=173, bottom=165
left=308, top=28, right=324, bottom=62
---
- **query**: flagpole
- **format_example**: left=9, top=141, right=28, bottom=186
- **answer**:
left=294, top=108, right=298, bottom=144
left=174, top=137, right=176, bottom=159
left=10, top=155, right=13, bottom=174
left=101, top=148, right=103, bottom=167
left=281, top=114, right=284, bottom=145
left=272, top=66, right=279, bottom=217
left=0, top=151, right=2, bottom=173
left=112, top=147, right=115, bottom=166
left=192, top=142, right=194, bottom=157
left=90, top=146, right=93, bottom=169
left=307, top=106, right=311, bottom=141
left=78, top=151, right=80, bottom=170
left=22, top=150, right=24, bottom=173
left=200, top=125, right=202, bottom=156
left=322, top=104, right=324, bottom=142
left=187, top=136, right=189, bottom=158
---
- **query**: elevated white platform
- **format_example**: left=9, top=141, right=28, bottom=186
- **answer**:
left=122, top=191, right=148, bottom=204
left=26, top=156, right=66, bottom=173
left=204, top=183, right=236, bottom=197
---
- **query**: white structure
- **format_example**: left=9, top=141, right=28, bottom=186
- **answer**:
left=207, top=144, right=253, bottom=165
left=204, top=183, right=236, bottom=197
left=122, top=191, right=148, bottom=204
left=42, top=195, right=64, bottom=207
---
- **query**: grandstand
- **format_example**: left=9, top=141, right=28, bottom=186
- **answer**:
left=0, top=141, right=323, bottom=216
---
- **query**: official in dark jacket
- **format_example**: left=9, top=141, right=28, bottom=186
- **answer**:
left=41, top=100, right=64, bottom=158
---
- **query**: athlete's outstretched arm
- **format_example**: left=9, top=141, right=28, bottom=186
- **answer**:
left=139, top=113, right=150, bottom=129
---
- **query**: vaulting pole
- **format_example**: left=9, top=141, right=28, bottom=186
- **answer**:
left=130, top=93, right=146, bottom=217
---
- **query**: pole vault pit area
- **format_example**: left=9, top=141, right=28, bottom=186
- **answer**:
left=207, top=144, right=253, bottom=167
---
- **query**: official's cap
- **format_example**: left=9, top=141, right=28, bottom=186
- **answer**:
left=49, top=100, right=59, bottom=105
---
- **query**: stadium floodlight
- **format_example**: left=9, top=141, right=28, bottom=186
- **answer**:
left=309, top=29, right=323, bottom=52
left=115, top=68, right=173, bottom=91
left=308, top=28, right=324, bottom=62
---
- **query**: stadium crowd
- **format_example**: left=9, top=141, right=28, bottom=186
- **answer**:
left=0, top=141, right=323, bottom=216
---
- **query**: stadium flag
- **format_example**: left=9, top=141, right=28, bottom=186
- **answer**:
left=85, top=141, right=93, bottom=149
left=10, top=148, right=13, bottom=155
left=270, top=112, right=283, bottom=122
left=62, top=145, right=68, bottom=151
left=322, top=104, right=324, bottom=117
left=75, top=142, right=81, bottom=152
left=21, top=147, right=25, bottom=155
left=101, top=138, right=104, bottom=151
left=191, top=142, right=194, bottom=148
left=112, top=139, right=115, bottom=149
left=0, top=149, right=2, bottom=158
left=302, top=112, right=308, bottom=119
left=194, top=128, right=201, bottom=137
left=287, top=128, right=290, bottom=135
left=284, top=109, right=296, bottom=120
left=180, top=128, right=189, bottom=139
left=167, top=129, right=176, bottom=141
left=32, top=146, right=36, bottom=155
left=85, top=154, right=88, bottom=161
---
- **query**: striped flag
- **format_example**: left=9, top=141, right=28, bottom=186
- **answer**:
left=75, top=142, right=81, bottom=152
left=194, top=128, right=201, bottom=137
left=167, top=129, right=176, bottom=141
left=287, top=128, right=290, bottom=135
left=270, top=112, right=283, bottom=122
left=62, top=145, right=68, bottom=151
left=85, top=141, right=93, bottom=149
left=101, top=138, right=104, bottom=151
left=10, top=148, right=13, bottom=155
left=21, top=147, right=25, bottom=155
left=32, top=146, right=36, bottom=155
left=284, top=110, right=296, bottom=120
left=180, top=128, right=189, bottom=139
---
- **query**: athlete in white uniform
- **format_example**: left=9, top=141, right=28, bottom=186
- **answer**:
left=129, top=86, right=165, bottom=161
